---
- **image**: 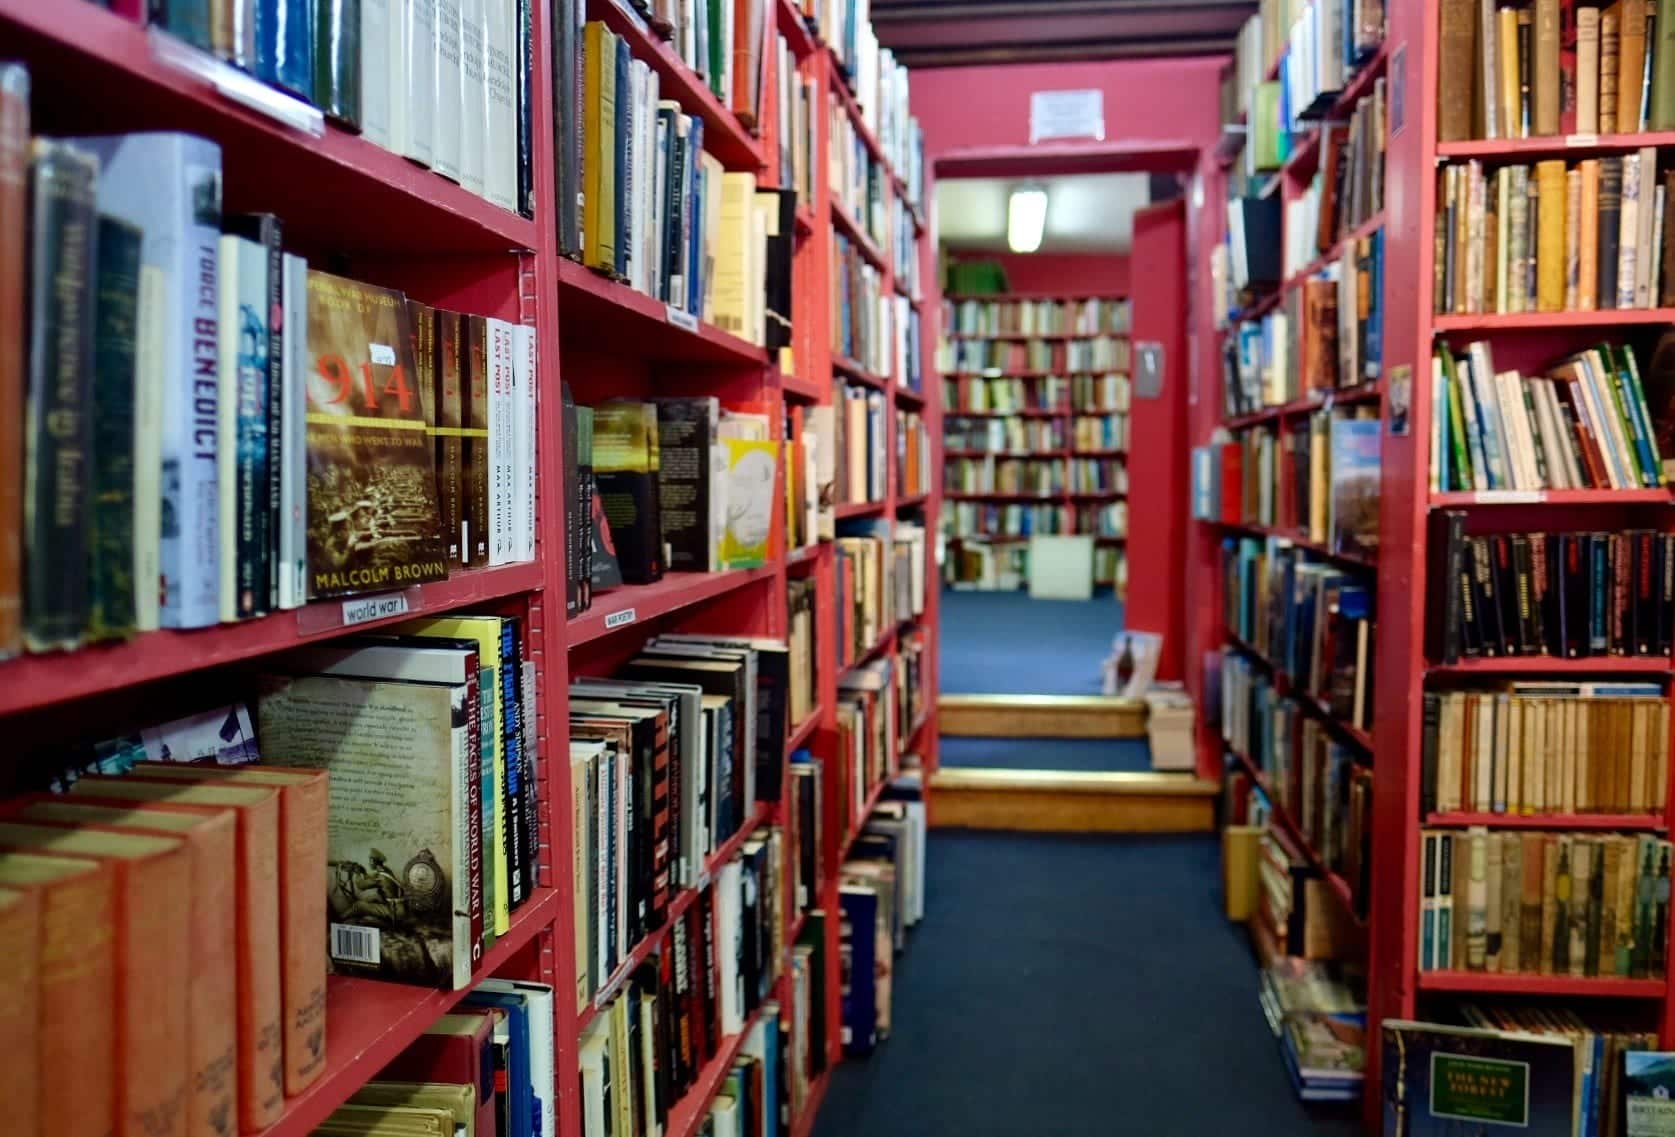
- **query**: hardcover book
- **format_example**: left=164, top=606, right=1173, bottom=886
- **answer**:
left=595, top=400, right=664, bottom=584
left=304, top=270, right=448, bottom=599
left=88, top=216, right=142, bottom=641
left=0, top=65, right=24, bottom=657
left=1328, top=417, right=1381, bottom=558
left=1381, top=1020, right=1578, bottom=1136
left=258, top=672, right=475, bottom=989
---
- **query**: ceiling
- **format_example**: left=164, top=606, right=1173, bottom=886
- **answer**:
left=936, top=172, right=1153, bottom=253
left=871, top=0, right=1257, bottom=69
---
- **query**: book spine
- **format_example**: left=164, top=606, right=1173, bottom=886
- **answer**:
left=1598, top=157, right=1623, bottom=309
left=466, top=314, right=491, bottom=565
left=253, top=217, right=283, bottom=615
left=436, top=310, right=464, bottom=566
left=23, top=141, right=98, bottom=653
left=255, top=0, right=316, bottom=100
left=484, top=0, right=519, bottom=211
left=0, top=67, right=25, bottom=657
left=315, top=0, right=362, bottom=125
left=516, top=0, right=534, bottom=217
left=88, top=216, right=142, bottom=643
left=1656, top=0, right=1675, bottom=127
left=501, top=619, right=528, bottom=908
left=279, top=253, right=308, bottom=609
left=464, top=662, right=486, bottom=972
left=435, top=0, right=464, bottom=182
left=1602, top=7, right=1622, bottom=132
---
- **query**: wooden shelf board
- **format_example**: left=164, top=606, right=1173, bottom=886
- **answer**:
left=830, top=200, right=887, bottom=270
left=834, top=500, right=887, bottom=519
left=839, top=775, right=895, bottom=861
left=1430, top=489, right=1675, bottom=506
left=1425, top=812, right=1666, bottom=830
left=945, top=332, right=1131, bottom=342
left=946, top=369, right=1128, bottom=379
left=1437, top=131, right=1675, bottom=160
left=664, top=1001, right=776, bottom=1137
left=1428, top=655, right=1673, bottom=676
left=1282, top=211, right=1387, bottom=294
left=1433, top=308, right=1675, bottom=331
left=894, top=385, right=926, bottom=408
left=895, top=493, right=929, bottom=509
left=1416, top=971, right=1667, bottom=997
left=1213, top=519, right=1378, bottom=570
left=840, top=624, right=899, bottom=678
left=775, top=0, right=818, bottom=58
left=1226, top=748, right=1363, bottom=922
left=944, top=408, right=1068, bottom=418
left=0, top=562, right=543, bottom=716
left=788, top=707, right=823, bottom=751
left=780, top=371, right=824, bottom=400
left=785, top=542, right=828, bottom=566
left=833, top=356, right=889, bottom=390
left=556, top=259, right=770, bottom=365
left=568, top=567, right=778, bottom=647
left=259, top=887, right=559, bottom=1137
left=1224, top=384, right=1382, bottom=430
left=1224, top=636, right=1373, bottom=749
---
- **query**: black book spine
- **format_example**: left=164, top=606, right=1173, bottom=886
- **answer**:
left=23, top=141, right=98, bottom=652
left=314, top=0, right=362, bottom=127
left=1471, top=537, right=1504, bottom=656
left=518, top=640, right=538, bottom=916
left=1421, top=691, right=1441, bottom=816
left=1529, top=531, right=1551, bottom=654
left=1599, top=157, right=1624, bottom=309
left=562, top=386, right=579, bottom=616
left=652, top=400, right=713, bottom=572
left=1511, top=534, right=1536, bottom=652
left=516, top=0, right=534, bottom=219
left=499, top=619, right=527, bottom=908
left=88, top=215, right=142, bottom=642
left=1662, top=532, right=1675, bottom=655
left=1589, top=533, right=1610, bottom=655
left=1636, top=529, right=1656, bottom=655
left=1492, top=535, right=1521, bottom=653
left=1561, top=532, right=1585, bottom=657
left=1610, top=533, right=1629, bottom=655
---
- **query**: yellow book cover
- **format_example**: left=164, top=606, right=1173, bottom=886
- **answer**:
left=1536, top=160, right=1567, bottom=310
left=711, top=172, right=758, bottom=340
left=720, top=438, right=778, bottom=568
left=583, top=22, right=617, bottom=272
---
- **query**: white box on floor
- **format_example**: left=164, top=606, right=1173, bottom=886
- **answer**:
left=1145, top=690, right=1197, bottom=771
left=1027, top=535, right=1094, bottom=599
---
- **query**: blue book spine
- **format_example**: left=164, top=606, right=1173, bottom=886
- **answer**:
left=1589, top=537, right=1609, bottom=652
left=613, top=38, right=631, bottom=280
left=151, top=0, right=213, bottom=51
left=479, top=665, right=498, bottom=945
left=686, top=116, right=705, bottom=316
left=464, top=994, right=533, bottom=1137
left=1365, top=233, right=1383, bottom=378
left=77, top=133, right=223, bottom=628
left=838, top=888, right=877, bottom=1056
left=254, top=0, right=316, bottom=100
left=1612, top=349, right=1660, bottom=486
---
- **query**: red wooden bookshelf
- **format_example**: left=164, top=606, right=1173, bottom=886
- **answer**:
left=939, top=292, right=1131, bottom=585
left=0, top=3, right=939, bottom=1137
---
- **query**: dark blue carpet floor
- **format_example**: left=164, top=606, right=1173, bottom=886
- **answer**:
left=938, top=735, right=1153, bottom=774
left=811, top=831, right=1364, bottom=1137
left=938, top=589, right=1124, bottom=696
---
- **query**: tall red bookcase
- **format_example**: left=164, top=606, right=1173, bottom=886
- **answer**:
left=940, top=292, right=1130, bottom=590
left=1189, top=3, right=1675, bottom=1129
left=0, top=0, right=940, bottom=1135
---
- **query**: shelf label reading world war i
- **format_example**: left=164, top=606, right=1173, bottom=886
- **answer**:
left=342, top=591, right=412, bottom=626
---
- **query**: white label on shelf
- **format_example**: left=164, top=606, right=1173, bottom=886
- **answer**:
left=370, top=343, right=397, bottom=365
left=331, top=923, right=382, bottom=964
left=604, top=607, right=637, bottom=629
left=1475, top=491, right=1544, bottom=504
left=342, top=591, right=412, bottom=626
left=149, top=28, right=326, bottom=137
left=666, top=305, right=700, bottom=332
left=1566, top=133, right=1600, bottom=147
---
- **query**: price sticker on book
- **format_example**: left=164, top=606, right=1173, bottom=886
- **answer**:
left=604, top=607, right=637, bottom=630
left=666, top=305, right=700, bottom=332
left=341, top=591, right=412, bottom=627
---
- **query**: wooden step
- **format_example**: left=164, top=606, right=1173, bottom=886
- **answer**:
left=928, top=768, right=1217, bottom=833
left=938, top=694, right=1148, bottom=739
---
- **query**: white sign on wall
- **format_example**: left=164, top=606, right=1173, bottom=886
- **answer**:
left=1029, top=89, right=1105, bottom=143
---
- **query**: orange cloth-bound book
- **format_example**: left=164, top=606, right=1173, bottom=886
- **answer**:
left=0, top=823, right=190, bottom=1137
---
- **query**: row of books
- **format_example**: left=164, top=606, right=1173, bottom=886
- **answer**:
left=1277, top=0, right=1384, bottom=131
left=1223, top=648, right=1376, bottom=869
left=1435, top=154, right=1675, bottom=317
left=1431, top=340, right=1670, bottom=494
left=943, top=375, right=1133, bottom=415
left=832, top=522, right=925, bottom=670
left=1427, top=518, right=1675, bottom=663
left=941, top=297, right=1131, bottom=337
left=562, top=397, right=778, bottom=602
left=1284, top=87, right=1385, bottom=278
left=1420, top=686, right=1669, bottom=816
left=894, top=628, right=928, bottom=744
left=1222, top=233, right=1384, bottom=415
left=1257, top=959, right=1366, bottom=1103
left=897, top=302, right=923, bottom=393
left=578, top=23, right=795, bottom=351
left=7, top=120, right=537, bottom=657
left=1235, top=784, right=1368, bottom=955
left=1191, top=414, right=1382, bottom=559
left=1436, top=0, right=1675, bottom=142
left=829, top=96, right=889, bottom=252
left=833, top=236, right=893, bottom=377
left=943, top=502, right=1128, bottom=540
left=1380, top=1016, right=1659, bottom=1137
left=838, top=773, right=926, bottom=1057
left=1094, top=544, right=1126, bottom=588
left=943, top=540, right=1025, bottom=590
left=897, top=410, right=932, bottom=499
left=137, top=0, right=532, bottom=217
left=568, top=632, right=797, bottom=1005
left=835, top=382, right=888, bottom=506
left=1418, top=827, right=1671, bottom=979
left=1068, top=458, right=1128, bottom=495
left=936, top=336, right=1131, bottom=376
left=806, top=2, right=921, bottom=211
left=945, top=458, right=1068, bottom=497
left=577, top=827, right=786, bottom=1137
left=892, top=197, right=920, bottom=298
left=1220, top=542, right=1377, bottom=732
left=342, top=979, right=556, bottom=1137
left=774, top=31, right=817, bottom=213
left=787, top=578, right=817, bottom=732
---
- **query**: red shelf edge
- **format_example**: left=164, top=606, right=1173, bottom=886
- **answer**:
left=556, top=258, right=770, bottom=364
left=568, top=566, right=779, bottom=647
left=1425, top=812, right=1667, bottom=830
left=1416, top=971, right=1668, bottom=997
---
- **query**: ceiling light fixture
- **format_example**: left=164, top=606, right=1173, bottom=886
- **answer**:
left=1007, top=186, right=1048, bottom=254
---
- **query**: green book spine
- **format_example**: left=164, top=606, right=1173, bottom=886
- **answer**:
left=314, top=0, right=362, bottom=127
left=23, top=140, right=99, bottom=653
left=88, top=216, right=143, bottom=642
left=1653, top=0, right=1675, bottom=128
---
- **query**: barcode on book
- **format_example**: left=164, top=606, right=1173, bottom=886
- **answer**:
left=331, top=923, right=381, bottom=964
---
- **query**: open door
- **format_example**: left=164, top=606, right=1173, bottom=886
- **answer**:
left=1124, top=198, right=1190, bottom=681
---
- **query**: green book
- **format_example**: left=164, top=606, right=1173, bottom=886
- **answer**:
left=88, top=215, right=142, bottom=641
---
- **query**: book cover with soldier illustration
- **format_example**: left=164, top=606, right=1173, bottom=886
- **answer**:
left=256, top=672, right=472, bottom=988
left=304, top=271, right=448, bottom=599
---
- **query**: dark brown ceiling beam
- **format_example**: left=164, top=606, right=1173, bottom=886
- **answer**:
left=886, top=37, right=1237, bottom=67
left=872, top=0, right=1252, bottom=20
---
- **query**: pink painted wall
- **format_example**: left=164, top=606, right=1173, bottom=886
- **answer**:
left=913, top=57, right=1227, bottom=160
left=947, top=252, right=1131, bottom=297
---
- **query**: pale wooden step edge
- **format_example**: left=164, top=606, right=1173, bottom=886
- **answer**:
left=938, top=693, right=1149, bottom=739
left=928, top=768, right=1217, bottom=833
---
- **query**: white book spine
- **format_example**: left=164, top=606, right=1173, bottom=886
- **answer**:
left=216, top=235, right=243, bottom=624
left=1618, top=154, right=1642, bottom=310
left=278, top=253, right=309, bottom=609
left=388, top=0, right=410, bottom=158
left=483, top=0, right=518, bottom=210
left=361, top=0, right=393, bottom=148
left=1638, top=148, right=1659, bottom=308
left=434, top=0, right=464, bottom=181
left=513, top=323, right=535, bottom=563
left=459, top=0, right=488, bottom=195
left=405, top=0, right=438, bottom=167
left=131, top=264, right=166, bottom=632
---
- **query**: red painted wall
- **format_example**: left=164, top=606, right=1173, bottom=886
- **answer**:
left=913, top=58, right=1226, bottom=159
left=946, top=252, right=1131, bottom=297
